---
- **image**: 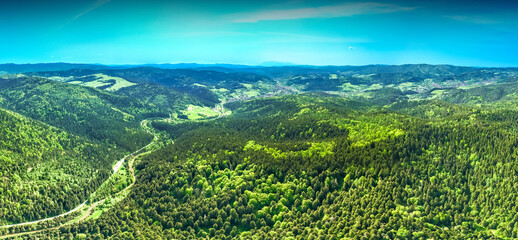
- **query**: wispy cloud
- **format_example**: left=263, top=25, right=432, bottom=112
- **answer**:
left=175, top=31, right=257, bottom=38
left=230, top=2, right=416, bottom=23
left=446, top=15, right=500, bottom=25
left=62, top=0, right=112, bottom=27
left=259, top=32, right=369, bottom=43
left=172, top=31, right=369, bottom=45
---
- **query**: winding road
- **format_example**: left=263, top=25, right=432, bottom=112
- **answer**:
left=0, top=112, right=221, bottom=238
left=0, top=118, right=161, bottom=238
left=0, top=201, right=88, bottom=229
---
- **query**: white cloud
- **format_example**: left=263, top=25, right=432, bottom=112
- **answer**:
left=168, top=31, right=369, bottom=45
left=259, top=32, right=369, bottom=44
left=231, top=2, right=416, bottom=23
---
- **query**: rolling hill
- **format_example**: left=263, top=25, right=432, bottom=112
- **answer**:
left=0, top=107, right=122, bottom=225
left=4, top=64, right=518, bottom=239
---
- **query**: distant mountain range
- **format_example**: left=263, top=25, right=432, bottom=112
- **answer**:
left=0, top=63, right=252, bottom=73
left=3, top=63, right=518, bottom=107
left=2, top=62, right=517, bottom=74
left=4, top=62, right=518, bottom=239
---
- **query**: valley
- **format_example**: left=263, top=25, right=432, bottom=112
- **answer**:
left=1, top=64, right=518, bottom=239
left=2, top=0, right=516, bottom=238
left=0, top=117, right=163, bottom=239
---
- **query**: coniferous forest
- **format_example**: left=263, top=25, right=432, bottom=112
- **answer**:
left=1, top=64, right=518, bottom=239
left=1, top=0, right=516, bottom=238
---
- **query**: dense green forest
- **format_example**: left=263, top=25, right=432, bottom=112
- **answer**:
left=29, top=67, right=275, bottom=104
left=3, top=64, right=518, bottom=239
left=0, top=77, right=154, bottom=151
left=8, top=93, right=518, bottom=239
left=0, top=108, right=121, bottom=225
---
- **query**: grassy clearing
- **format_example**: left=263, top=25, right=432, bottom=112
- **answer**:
left=85, top=210, right=103, bottom=221
left=89, top=74, right=137, bottom=91
left=365, top=83, right=383, bottom=91
left=51, top=73, right=137, bottom=91
left=340, top=82, right=364, bottom=92
left=240, top=89, right=261, bottom=98
left=67, top=80, right=83, bottom=85
left=180, top=105, right=219, bottom=120
left=398, top=82, right=417, bottom=88
left=230, top=83, right=264, bottom=98
left=81, top=80, right=111, bottom=88
left=395, top=82, right=418, bottom=92
left=240, top=83, right=253, bottom=89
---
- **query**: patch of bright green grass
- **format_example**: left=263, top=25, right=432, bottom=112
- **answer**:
left=240, top=83, right=253, bottom=89
left=398, top=82, right=416, bottom=88
left=67, top=81, right=83, bottom=84
left=243, top=89, right=261, bottom=97
left=85, top=209, right=103, bottom=221
left=54, top=73, right=137, bottom=91
left=365, top=83, right=383, bottom=91
left=90, top=74, right=136, bottom=91
left=81, top=80, right=111, bottom=88
left=340, top=82, right=364, bottom=92
left=181, top=104, right=219, bottom=120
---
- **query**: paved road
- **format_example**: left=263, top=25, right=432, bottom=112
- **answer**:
left=0, top=118, right=159, bottom=231
left=0, top=201, right=88, bottom=229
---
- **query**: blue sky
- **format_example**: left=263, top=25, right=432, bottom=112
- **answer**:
left=0, top=0, right=516, bottom=66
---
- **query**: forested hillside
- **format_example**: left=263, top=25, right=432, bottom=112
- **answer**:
left=1, top=0, right=515, bottom=234
left=0, top=108, right=121, bottom=225
left=0, top=77, right=153, bottom=151
left=4, top=65, right=518, bottom=239
left=14, top=94, right=518, bottom=239
left=29, top=67, right=276, bottom=104
left=24, top=64, right=518, bottom=106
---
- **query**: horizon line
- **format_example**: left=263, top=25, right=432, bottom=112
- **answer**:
left=0, top=62, right=517, bottom=69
